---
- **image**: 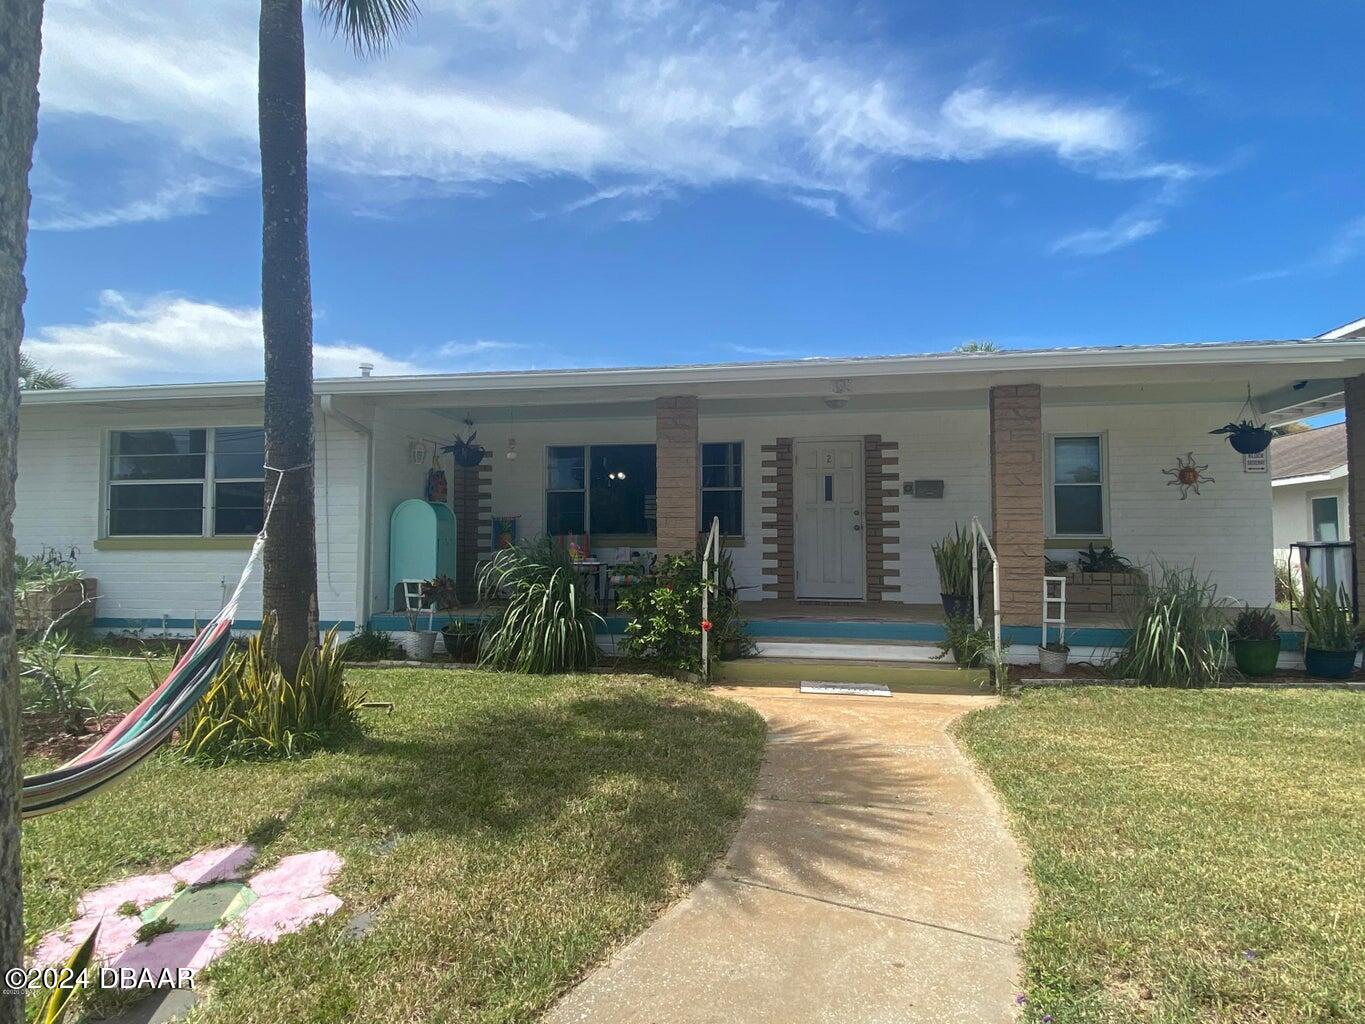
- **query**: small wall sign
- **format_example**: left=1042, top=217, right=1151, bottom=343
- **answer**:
left=1243, top=451, right=1268, bottom=473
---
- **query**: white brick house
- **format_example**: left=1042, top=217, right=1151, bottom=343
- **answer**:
left=13, top=337, right=1364, bottom=659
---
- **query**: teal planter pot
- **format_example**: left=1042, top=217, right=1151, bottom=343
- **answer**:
left=1304, top=647, right=1357, bottom=680
left=1231, top=637, right=1281, bottom=677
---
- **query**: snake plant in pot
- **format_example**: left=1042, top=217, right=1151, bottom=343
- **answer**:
left=1229, top=605, right=1281, bottom=677
left=932, top=525, right=990, bottom=620
left=1299, top=575, right=1358, bottom=679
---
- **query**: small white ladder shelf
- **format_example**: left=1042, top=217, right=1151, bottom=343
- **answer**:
left=1042, top=575, right=1067, bottom=648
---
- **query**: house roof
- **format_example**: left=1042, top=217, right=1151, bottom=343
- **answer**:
left=18, top=334, right=1365, bottom=406
left=1271, top=422, right=1347, bottom=482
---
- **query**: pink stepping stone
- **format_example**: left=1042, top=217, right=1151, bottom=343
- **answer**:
left=76, top=873, right=178, bottom=919
left=171, top=844, right=258, bottom=887
left=111, top=928, right=234, bottom=980
left=233, top=893, right=344, bottom=944
left=248, top=851, right=342, bottom=899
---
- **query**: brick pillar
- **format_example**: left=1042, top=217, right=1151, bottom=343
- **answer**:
left=656, top=396, right=699, bottom=556
left=1345, top=376, right=1365, bottom=615
left=453, top=461, right=490, bottom=603
left=989, top=384, right=1044, bottom=626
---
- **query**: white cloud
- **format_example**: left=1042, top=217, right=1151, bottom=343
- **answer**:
left=1050, top=212, right=1163, bottom=256
left=30, top=175, right=232, bottom=231
left=34, top=0, right=1179, bottom=228
left=1244, top=215, right=1365, bottom=282
left=22, top=291, right=420, bottom=386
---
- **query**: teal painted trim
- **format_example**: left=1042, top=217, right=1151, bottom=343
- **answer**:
left=368, top=612, right=631, bottom=636
left=95, top=617, right=357, bottom=632
left=365, top=612, right=1306, bottom=650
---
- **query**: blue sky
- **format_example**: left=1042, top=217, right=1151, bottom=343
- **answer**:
left=20, top=0, right=1365, bottom=386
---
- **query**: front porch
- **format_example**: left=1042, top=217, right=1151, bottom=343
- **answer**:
left=370, top=598, right=1309, bottom=655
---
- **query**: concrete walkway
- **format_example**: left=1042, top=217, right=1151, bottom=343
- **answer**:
left=547, top=685, right=1031, bottom=1024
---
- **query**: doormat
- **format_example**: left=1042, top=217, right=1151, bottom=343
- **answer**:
left=799, top=681, right=891, bottom=697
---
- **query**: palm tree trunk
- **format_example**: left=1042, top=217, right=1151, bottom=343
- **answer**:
left=0, top=2, right=44, bottom=1019
left=259, top=0, right=319, bottom=675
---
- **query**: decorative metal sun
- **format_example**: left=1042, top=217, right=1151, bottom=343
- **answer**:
left=1163, top=452, right=1213, bottom=499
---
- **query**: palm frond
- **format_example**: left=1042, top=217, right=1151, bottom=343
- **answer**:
left=315, top=0, right=419, bottom=55
left=19, top=350, right=72, bottom=390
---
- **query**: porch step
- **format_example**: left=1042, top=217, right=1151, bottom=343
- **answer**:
left=714, top=657, right=991, bottom=694
left=753, top=639, right=945, bottom=663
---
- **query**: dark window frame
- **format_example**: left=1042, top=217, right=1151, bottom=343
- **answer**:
left=699, top=441, right=744, bottom=537
left=105, top=426, right=265, bottom=538
left=545, top=443, right=659, bottom=539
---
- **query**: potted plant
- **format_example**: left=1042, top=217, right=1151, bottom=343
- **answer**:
left=392, top=599, right=437, bottom=661
left=422, top=575, right=477, bottom=660
left=1299, top=575, right=1358, bottom=679
left=932, top=525, right=987, bottom=620
left=1038, top=640, right=1069, bottom=675
left=1209, top=420, right=1273, bottom=455
left=1229, top=605, right=1281, bottom=677
left=442, top=429, right=486, bottom=468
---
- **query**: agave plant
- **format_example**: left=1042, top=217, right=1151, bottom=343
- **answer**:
left=477, top=537, right=603, bottom=673
left=180, top=615, right=363, bottom=762
left=1109, top=563, right=1230, bottom=688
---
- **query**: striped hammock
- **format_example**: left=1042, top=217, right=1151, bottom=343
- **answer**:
left=21, top=507, right=271, bottom=819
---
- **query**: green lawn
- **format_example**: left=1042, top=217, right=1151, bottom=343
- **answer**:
left=22, top=660, right=765, bottom=1023
left=957, top=687, right=1365, bottom=1024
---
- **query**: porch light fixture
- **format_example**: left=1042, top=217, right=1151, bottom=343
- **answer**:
left=607, top=470, right=628, bottom=481
left=823, top=396, right=849, bottom=409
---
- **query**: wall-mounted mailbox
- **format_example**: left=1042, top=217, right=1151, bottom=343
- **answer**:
left=904, top=479, right=945, bottom=499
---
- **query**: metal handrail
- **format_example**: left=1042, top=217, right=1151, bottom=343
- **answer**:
left=970, top=515, right=1002, bottom=656
left=700, top=516, right=722, bottom=676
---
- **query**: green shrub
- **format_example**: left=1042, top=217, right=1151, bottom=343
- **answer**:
left=934, top=614, right=994, bottom=668
left=619, top=551, right=754, bottom=677
left=477, top=538, right=602, bottom=673
left=339, top=625, right=399, bottom=662
left=931, top=524, right=990, bottom=598
left=1109, top=564, right=1229, bottom=687
left=1300, top=575, right=1356, bottom=652
left=180, top=616, right=364, bottom=762
left=19, top=634, right=104, bottom=734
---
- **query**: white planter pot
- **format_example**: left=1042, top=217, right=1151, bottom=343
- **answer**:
left=1037, top=645, right=1069, bottom=675
left=395, top=630, right=437, bottom=661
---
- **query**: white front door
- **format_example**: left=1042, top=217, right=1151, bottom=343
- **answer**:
left=795, top=439, right=865, bottom=600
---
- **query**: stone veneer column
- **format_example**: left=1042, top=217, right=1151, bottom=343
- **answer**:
left=453, top=461, right=491, bottom=603
left=989, top=384, right=1044, bottom=626
left=1345, top=375, right=1365, bottom=615
left=655, top=396, right=699, bottom=556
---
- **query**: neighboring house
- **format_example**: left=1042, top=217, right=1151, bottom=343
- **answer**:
left=13, top=335, right=1365, bottom=661
left=1271, top=422, right=1349, bottom=560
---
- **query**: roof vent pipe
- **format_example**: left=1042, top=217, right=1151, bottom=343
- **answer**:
left=358, top=363, right=374, bottom=377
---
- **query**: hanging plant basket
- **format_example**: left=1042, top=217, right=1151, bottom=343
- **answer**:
left=443, top=430, right=486, bottom=468
left=1210, top=421, right=1273, bottom=455
left=1210, top=387, right=1272, bottom=455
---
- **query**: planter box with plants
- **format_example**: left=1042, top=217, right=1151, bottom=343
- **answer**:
left=1229, top=606, right=1281, bottom=678
left=15, top=547, right=96, bottom=636
left=1299, top=576, right=1358, bottom=680
left=1062, top=545, right=1142, bottom=613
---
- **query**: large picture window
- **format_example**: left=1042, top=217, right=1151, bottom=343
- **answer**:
left=701, top=442, right=743, bottom=536
left=1048, top=434, right=1106, bottom=537
left=546, top=444, right=658, bottom=537
left=106, top=427, right=265, bottom=537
